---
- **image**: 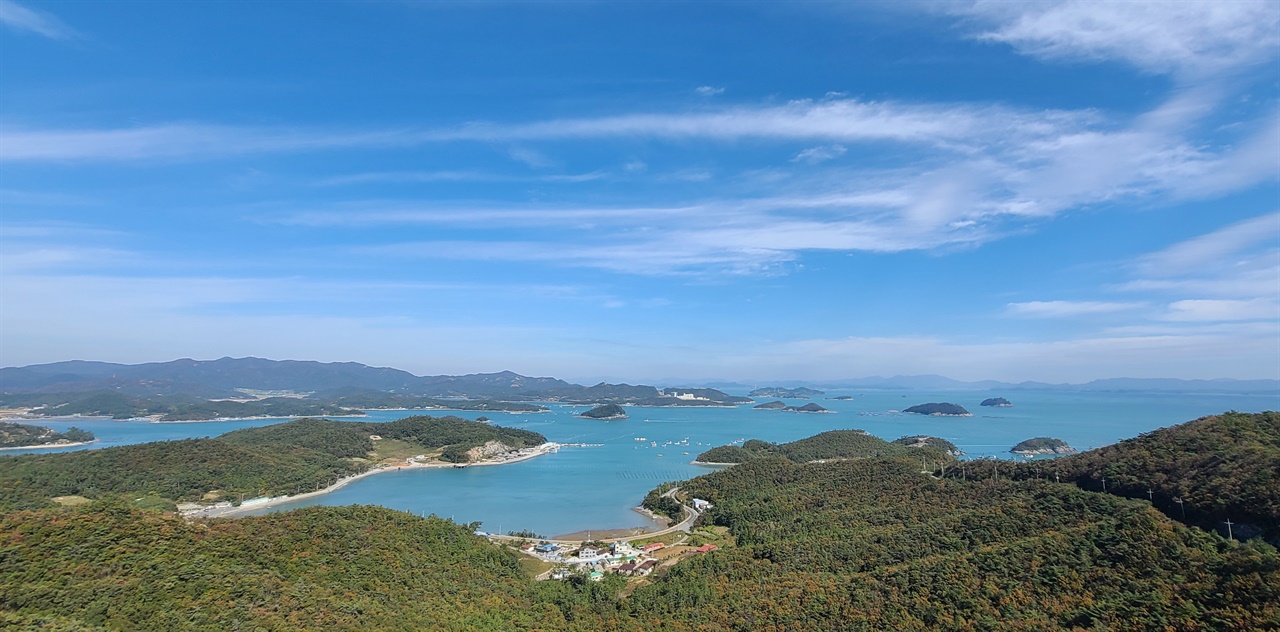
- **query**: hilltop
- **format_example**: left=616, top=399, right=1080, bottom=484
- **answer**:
left=695, top=430, right=947, bottom=465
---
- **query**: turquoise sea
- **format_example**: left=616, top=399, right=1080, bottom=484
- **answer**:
left=9, top=389, right=1277, bottom=536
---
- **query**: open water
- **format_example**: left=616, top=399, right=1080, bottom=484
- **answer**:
left=9, top=389, right=1277, bottom=536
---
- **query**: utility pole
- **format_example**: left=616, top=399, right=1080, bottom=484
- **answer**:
left=1101, top=476, right=1107, bottom=493
left=1224, top=519, right=1234, bottom=541
left=1174, top=497, right=1185, bottom=519
left=1146, top=488, right=1154, bottom=502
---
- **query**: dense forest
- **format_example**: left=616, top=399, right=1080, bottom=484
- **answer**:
left=0, top=422, right=93, bottom=448
left=0, top=416, right=545, bottom=512
left=2, top=412, right=1277, bottom=630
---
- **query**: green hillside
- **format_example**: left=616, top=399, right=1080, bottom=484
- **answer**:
left=696, top=430, right=944, bottom=464
left=0, top=416, right=545, bottom=512
left=955, top=411, right=1279, bottom=541
left=2, top=412, right=1277, bottom=630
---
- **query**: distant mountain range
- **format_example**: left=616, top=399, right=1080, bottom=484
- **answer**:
left=710, top=374, right=1279, bottom=395
left=2, top=358, right=1276, bottom=400
left=0, top=358, right=742, bottom=407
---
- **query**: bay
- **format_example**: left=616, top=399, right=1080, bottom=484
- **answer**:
left=8, top=389, right=1276, bottom=536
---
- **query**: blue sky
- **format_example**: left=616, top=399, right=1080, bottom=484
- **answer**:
left=1, top=1, right=1277, bottom=383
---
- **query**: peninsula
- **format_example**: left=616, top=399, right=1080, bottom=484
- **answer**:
left=0, top=422, right=95, bottom=450
left=0, top=415, right=549, bottom=514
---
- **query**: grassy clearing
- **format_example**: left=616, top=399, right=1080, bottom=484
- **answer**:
left=369, top=439, right=441, bottom=463
left=517, top=555, right=555, bottom=579
left=50, top=495, right=91, bottom=506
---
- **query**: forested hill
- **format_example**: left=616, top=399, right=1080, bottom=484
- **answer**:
left=696, top=429, right=952, bottom=464
left=0, top=416, right=545, bottom=512
left=947, top=411, right=1279, bottom=542
left=0, top=505, right=581, bottom=631
left=666, top=456, right=1278, bottom=630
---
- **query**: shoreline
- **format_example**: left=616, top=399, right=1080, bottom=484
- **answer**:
left=549, top=507, right=670, bottom=540
left=190, top=442, right=560, bottom=518
left=689, top=460, right=738, bottom=467
left=0, top=439, right=98, bottom=451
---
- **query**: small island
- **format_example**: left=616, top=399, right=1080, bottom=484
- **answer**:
left=579, top=404, right=628, bottom=420
left=1010, top=437, right=1076, bottom=455
left=753, top=401, right=831, bottom=413
left=783, top=403, right=831, bottom=413
left=904, top=402, right=972, bottom=417
left=981, top=397, right=1013, bottom=407
left=0, top=422, right=95, bottom=449
left=748, top=387, right=824, bottom=398
left=828, top=395, right=854, bottom=400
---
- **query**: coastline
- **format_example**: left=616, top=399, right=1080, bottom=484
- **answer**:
left=190, top=442, right=560, bottom=519
left=0, top=439, right=98, bottom=451
left=689, top=460, right=738, bottom=467
left=549, top=507, right=670, bottom=540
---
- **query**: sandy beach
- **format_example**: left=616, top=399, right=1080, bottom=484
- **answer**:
left=190, top=442, right=560, bottom=519
left=0, top=439, right=98, bottom=451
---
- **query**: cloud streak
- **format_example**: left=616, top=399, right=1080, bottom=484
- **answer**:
left=1005, top=301, right=1146, bottom=318
left=0, top=0, right=78, bottom=40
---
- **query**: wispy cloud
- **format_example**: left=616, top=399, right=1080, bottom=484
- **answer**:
left=1137, top=211, right=1280, bottom=276
left=313, top=170, right=607, bottom=186
left=694, top=86, right=725, bottom=97
left=0, top=124, right=412, bottom=162
left=0, top=0, right=78, bottom=40
left=1005, top=300, right=1146, bottom=318
left=1161, top=298, right=1279, bottom=322
left=791, top=144, right=847, bottom=164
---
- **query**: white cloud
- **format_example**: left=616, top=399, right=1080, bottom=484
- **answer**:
left=1005, top=301, right=1146, bottom=318
left=694, top=86, right=725, bottom=97
left=791, top=144, right=847, bottom=164
left=0, top=0, right=77, bottom=40
left=962, top=0, right=1280, bottom=76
